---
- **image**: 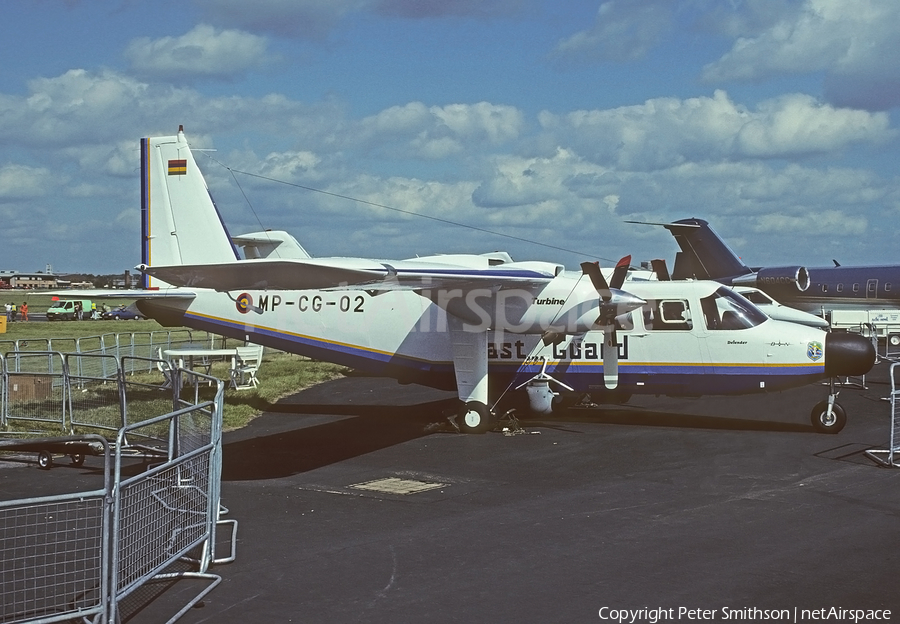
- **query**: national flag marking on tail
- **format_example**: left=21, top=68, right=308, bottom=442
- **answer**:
left=168, top=159, right=187, bottom=175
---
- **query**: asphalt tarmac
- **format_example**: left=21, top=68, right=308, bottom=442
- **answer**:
left=5, top=363, right=900, bottom=623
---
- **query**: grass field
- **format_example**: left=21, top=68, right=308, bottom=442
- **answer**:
left=1, top=300, right=347, bottom=434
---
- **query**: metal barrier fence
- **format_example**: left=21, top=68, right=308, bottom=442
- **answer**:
left=866, top=361, right=900, bottom=467
left=1, top=352, right=176, bottom=437
left=0, top=435, right=112, bottom=624
left=0, top=329, right=229, bottom=376
left=2, top=352, right=68, bottom=433
left=0, top=368, right=234, bottom=624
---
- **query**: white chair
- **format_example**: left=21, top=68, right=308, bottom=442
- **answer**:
left=230, top=345, right=263, bottom=390
left=156, top=347, right=174, bottom=389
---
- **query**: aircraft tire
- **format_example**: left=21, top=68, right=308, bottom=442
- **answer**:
left=458, top=401, right=494, bottom=434
left=810, top=400, right=846, bottom=434
left=38, top=450, right=53, bottom=470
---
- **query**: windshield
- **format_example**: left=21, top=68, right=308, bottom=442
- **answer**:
left=700, top=287, right=768, bottom=330
left=739, top=289, right=774, bottom=305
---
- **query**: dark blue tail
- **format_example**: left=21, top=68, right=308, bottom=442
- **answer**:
left=666, top=218, right=752, bottom=281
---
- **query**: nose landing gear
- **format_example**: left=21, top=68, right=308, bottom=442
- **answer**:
left=811, top=383, right=846, bottom=434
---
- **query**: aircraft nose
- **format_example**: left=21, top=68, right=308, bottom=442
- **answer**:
left=824, top=332, right=876, bottom=377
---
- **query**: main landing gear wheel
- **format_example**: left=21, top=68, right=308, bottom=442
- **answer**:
left=810, top=400, right=846, bottom=434
left=458, top=401, right=494, bottom=434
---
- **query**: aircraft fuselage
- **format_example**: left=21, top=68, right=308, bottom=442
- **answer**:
left=139, top=277, right=856, bottom=400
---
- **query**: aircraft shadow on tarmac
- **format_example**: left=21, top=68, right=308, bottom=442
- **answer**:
left=221, top=398, right=455, bottom=481
left=521, top=406, right=812, bottom=435
left=220, top=377, right=818, bottom=481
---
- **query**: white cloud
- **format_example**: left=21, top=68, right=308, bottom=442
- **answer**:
left=355, top=102, right=524, bottom=159
left=551, top=0, right=673, bottom=64
left=734, top=94, right=893, bottom=157
left=125, top=24, right=272, bottom=82
left=702, top=0, right=900, bottom=110
left=0, top=164, right=54, bottom=202
left=472, top=148, right=601, bottom=208
left=0, top=69, right=327, bottom=149
left=538, top=90, right=891, bottom=170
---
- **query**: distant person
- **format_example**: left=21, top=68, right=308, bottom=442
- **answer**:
left=74, top=300, right=83, bottom=321
left=10, top=302, right=16, bottom=321
left=4, top=302, right=10, bottom=322
left=20, top=301, right=28, bottom=321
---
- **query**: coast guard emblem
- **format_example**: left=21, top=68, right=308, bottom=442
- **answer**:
left=807, top=341, right=823, bottom=361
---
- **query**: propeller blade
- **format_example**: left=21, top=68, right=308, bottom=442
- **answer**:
left=603, top=327, right=618, bottom=389
left=651, top=258, right=670, bottom=281
left=609, top=255, right=631, bottom=289
left=541, top=330, right=566, bottom=347
left=580, top=261, right=610, bottom=300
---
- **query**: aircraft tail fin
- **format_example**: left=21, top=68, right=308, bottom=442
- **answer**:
left=140, top=127, right=239, bottom=288
left=664, top=218, right=751, bottom=281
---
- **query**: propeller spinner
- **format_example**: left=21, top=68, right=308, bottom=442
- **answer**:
left=579, top=256, right=646, bottom=389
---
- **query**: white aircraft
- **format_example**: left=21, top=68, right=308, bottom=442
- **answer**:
left=131, top=128, right=875, bottom=434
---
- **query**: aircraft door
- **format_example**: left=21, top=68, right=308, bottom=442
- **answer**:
left=638, top=297, right=712, bottom=394
left=867, top=279, right=878, bottom=300
left=699, top=288, right=769, bottom=393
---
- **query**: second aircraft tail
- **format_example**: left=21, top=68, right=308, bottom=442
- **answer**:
left=665, top=218, right=752, bottom=281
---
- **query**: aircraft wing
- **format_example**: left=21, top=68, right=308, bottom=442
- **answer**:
left=139, top=258, right=558, bottom=292
left=35, top=288, right=197, bottom=300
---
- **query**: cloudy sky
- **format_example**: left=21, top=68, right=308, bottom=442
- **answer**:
left=1, top=0, right=898, bottom=275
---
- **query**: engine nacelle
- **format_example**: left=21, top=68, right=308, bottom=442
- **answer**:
left=525, top=379, right=557, bottom=415
left=732, top=266, right=810, bottom=292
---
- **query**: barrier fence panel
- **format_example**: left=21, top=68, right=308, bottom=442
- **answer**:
left=0, top=435, right=111, bottom=624
left=1, top=367, right=232, bottom=623
left=2, top=352, right=68, bottom=434
left=66, top=353, right=127, bottom=436
left=120, top=355, right=178, bottom=431
left=175, top=370, right=234, bottom=567
left=110, top=372, right=226, bottom=622
left=66, top=349, right=118, bottom=382
left=866, top=361, right=900, bottom=467
left=47, top=337, right=79, bottom=356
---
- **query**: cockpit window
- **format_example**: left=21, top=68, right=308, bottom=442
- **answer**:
left=701, top=287, right=768, bottom=330
left=740, top=290, right=773, bottom=305
left=642, top=299, right=693, bottom=331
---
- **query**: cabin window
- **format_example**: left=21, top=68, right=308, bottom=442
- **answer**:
left=836, top=284, right=843, bottom=293
left=853, top=283, right=860, bottom=293
left=868, top=281, right=877, bottom=293
left=886, top=283, right=892, bottom=292
left=700, top=287, right=767, bottom=330
left=821, top=284, right=828, bottom=293
left=642, top=299, right=692, bottom=331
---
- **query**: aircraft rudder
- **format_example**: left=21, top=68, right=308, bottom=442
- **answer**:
left=140, top=128, right=239, bottom=286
